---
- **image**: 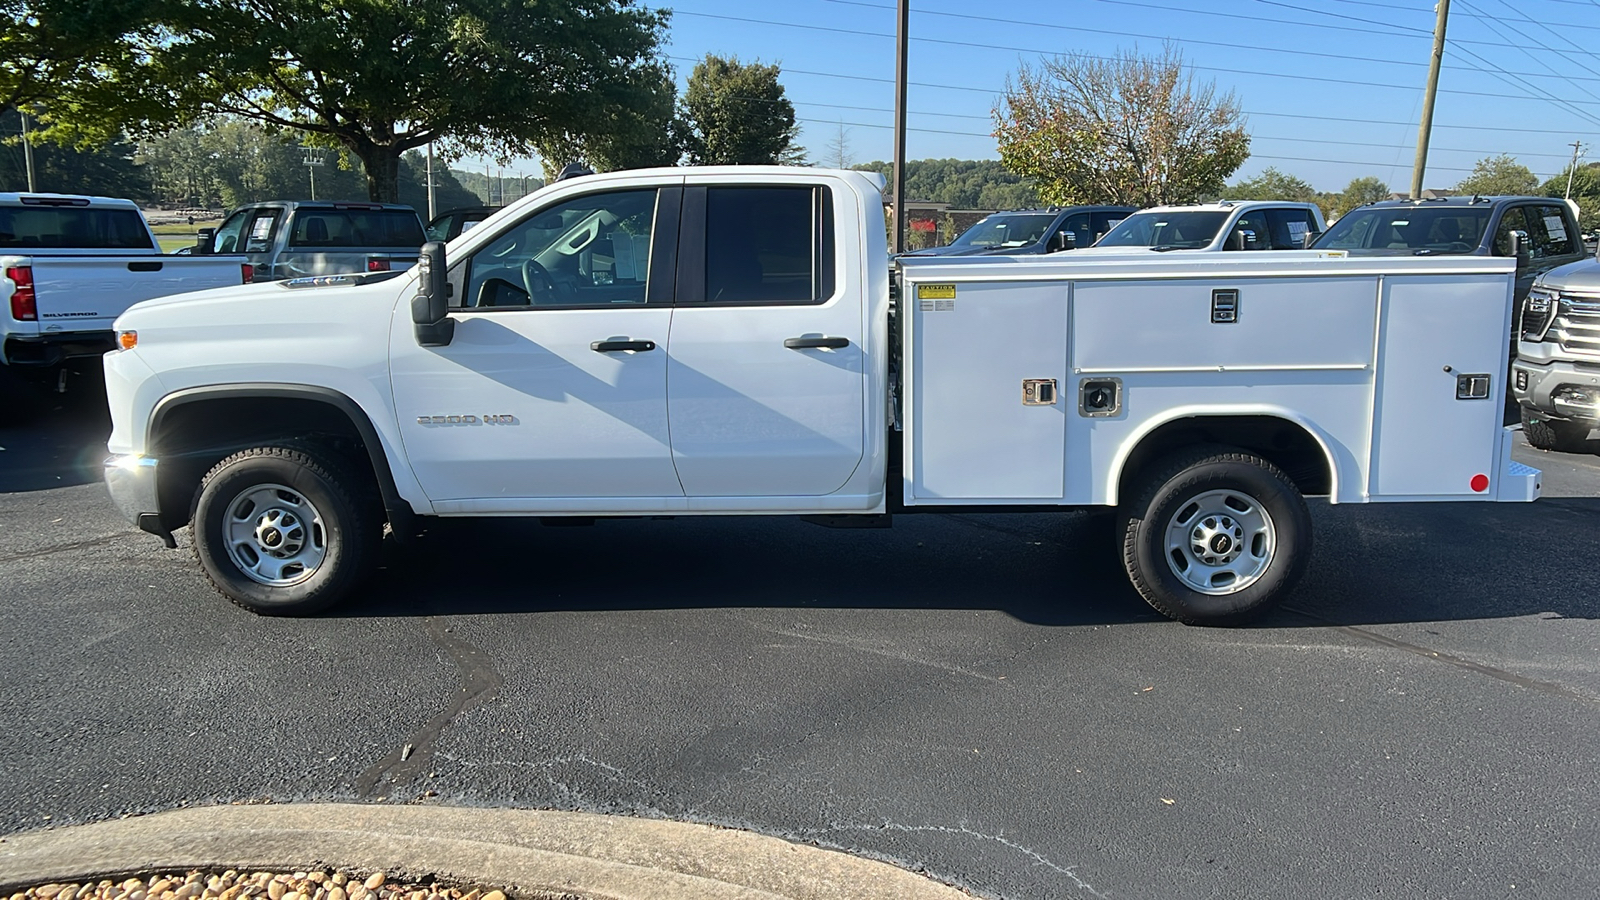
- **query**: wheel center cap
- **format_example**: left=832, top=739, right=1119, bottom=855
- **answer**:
left=1211, top=534, right=1232, bottom=554
left=262, top=528, right=281, bottom=547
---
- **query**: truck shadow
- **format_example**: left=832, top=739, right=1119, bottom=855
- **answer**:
left=0, top=364, right=110, bottom=493
left=341, top=498, right=1600, bottom=628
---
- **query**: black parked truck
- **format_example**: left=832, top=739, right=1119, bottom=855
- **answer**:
left=1312, top=195, right=1586, bottom=333
left=192, top=200, right=426, bottom=281
left=899, top=205, right=1137, bottom=257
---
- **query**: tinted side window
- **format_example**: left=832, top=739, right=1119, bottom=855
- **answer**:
left=1493, top=207, right=1534, bottom=257
left=211, top=210, right=251, bottom=254
left=1266, top=208, right=1316, bottom=249
left=1225, top=211, right=1272, bottom=250
left=705, top=186, right=834, bottom=304
left=1060, top=213, right=1091, bottom=248
left=244, top=211, right=280, bottom=252
left=1090, top=212, right=1125, bottom=244
left=1528, top=205, right=1577, bottom=258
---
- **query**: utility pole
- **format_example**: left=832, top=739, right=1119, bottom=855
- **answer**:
left=891, top=0, right=909, bottom=253
left=1566, top=140, right=1585, bottom=200
left=426, top=143, right=437, bottom=220
left=303, top=148, right=324, bottom=200
left=20, top=111, right=37, bottom=192
left=1410, top=0, right=1451, bottom=199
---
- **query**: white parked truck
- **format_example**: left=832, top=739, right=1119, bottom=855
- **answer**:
left=1, top=193, right=251, bottom=388
left=102, top=167, right=1540, bottom=624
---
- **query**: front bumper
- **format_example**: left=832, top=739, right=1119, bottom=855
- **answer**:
left=1512, top=357, right=1600, bottom=423
left=103, top=455, right=175, bottom=548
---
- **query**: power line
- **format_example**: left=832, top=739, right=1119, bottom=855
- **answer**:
left=672, top=9, right=1600, bottom=105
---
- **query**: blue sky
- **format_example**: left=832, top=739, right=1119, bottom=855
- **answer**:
left=477, top=0, right=1600, bottom=196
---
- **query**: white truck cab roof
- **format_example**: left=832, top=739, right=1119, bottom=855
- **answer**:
left=1074, top=200, right=1327, bottom=255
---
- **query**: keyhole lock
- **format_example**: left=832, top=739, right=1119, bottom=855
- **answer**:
left=1079, top=377, right=1124, bottom=417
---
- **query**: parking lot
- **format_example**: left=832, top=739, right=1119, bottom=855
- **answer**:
left=3, top=394, right=1599, bottom=899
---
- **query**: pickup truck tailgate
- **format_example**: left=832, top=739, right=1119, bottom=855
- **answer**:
left=11, top=255, right=248, bottom=336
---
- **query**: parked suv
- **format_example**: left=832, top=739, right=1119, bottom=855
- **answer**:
left=901, top=205, right=1136, bottom=257
left=193, top=200, right=426, bottom=281
left=1071, top=200, right=1327, bottom=255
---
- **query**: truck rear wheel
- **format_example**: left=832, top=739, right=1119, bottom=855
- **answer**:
left=1520, top=408, right=1590, bottom=453
left=191, top=445, right=380, bottom=615
left=1119, top=447, right=1311, bottom=626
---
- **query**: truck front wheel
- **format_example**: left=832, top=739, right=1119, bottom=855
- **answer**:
left=1520, top=408, right=1590, bottom=453
left=1119, top=447, right=1311, bottom=626
left=191, top=445, right=380, bottom=615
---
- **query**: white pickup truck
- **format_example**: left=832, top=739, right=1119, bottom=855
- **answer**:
left=102, top=167, right=1539, bottom=625
left=1, top=193, right=251, bottom=386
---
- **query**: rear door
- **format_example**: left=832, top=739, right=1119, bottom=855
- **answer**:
left=665, top=178, right=866, bottom=498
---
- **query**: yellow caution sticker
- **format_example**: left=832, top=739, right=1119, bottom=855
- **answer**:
left=916, top=283, right=956, bottom=300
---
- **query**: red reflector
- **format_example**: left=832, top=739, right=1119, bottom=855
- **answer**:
left=1470, top=473, right=1489, bottom=493
left=6, top=265, right=36, bottom=321
left=241, top=263, right=254, bottom=284
left=367, top=258, right=391, bottom=272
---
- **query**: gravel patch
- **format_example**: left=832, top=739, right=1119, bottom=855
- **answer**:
left=8, top=871, right=566, bottom=900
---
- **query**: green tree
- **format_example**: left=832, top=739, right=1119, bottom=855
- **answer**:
left=52, top=0, right=669, bottom=203
left=1226, top=167, right=1318, bottom=204
left=1455, top=154, right=1538, bottom=197
left=1541, top=163, right=1600, bottom=233
left=0, top=0, right=147, bottom=118
left=1330, top=176, right=1390, bottom=219
left=681, top=54, right=805, bottom=166
left=994, top=45, right=1249, bottom=206
left=0, top=110, right=149, bottom=197
left=536, top=72, right=684, bottom=178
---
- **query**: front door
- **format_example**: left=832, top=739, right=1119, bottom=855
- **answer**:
left=390, top=184, right=686, bottom=510
left=665, top=180, right=867, bottom=497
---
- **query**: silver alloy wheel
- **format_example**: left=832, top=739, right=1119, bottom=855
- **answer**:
left=1163, top=488, right=1276, bottom=595
left=222, top=482, right=327, bottom=587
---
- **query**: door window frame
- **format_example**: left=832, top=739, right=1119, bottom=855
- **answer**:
left=447, top=186, right=682, bottom=312
left=675, top=184, right=838, bottom=307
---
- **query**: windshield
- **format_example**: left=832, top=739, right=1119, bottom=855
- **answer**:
left=1316, top=207, right=1491, bottom=253
left=1095, top=211, right=1228, bottom=249
left=950, top=214, right=1056, bottom=249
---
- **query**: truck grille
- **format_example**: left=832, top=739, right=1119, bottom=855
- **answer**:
left=1549, top=294, right=1600, bottom=357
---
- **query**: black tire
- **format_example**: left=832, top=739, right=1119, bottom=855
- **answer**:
left=191, top=445, right=381, bottom=615
left=1118, top=446, right=1311, bottom=626
left=1521, top=407, right=1590, bottom=453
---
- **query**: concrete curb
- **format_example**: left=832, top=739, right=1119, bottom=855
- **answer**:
left=0, top=804, right=971, bottom=900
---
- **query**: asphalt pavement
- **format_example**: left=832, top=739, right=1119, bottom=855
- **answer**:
left=2, top=395, right=1598, bottom=900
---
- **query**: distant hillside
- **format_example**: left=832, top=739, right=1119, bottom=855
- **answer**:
left=853, top=159, right=1038, bottom=209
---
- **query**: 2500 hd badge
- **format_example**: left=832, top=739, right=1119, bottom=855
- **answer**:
left=415, top=414, right=518, bottom=425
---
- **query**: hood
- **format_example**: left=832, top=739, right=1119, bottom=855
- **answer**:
left=1063, top=245, right=1186, bottom=256
left=114, top=271, right=411, bottom=330
left=899, top=243, right=1001, bottom=257
left=1541, top=257, right=1600, bottom=292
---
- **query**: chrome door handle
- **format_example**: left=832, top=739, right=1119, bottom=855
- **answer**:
left=784, top=336, right=850, bottom=350
left=591, top=339, right=656, bottom=352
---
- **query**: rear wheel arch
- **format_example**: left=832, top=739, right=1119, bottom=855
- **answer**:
left=146, top=385, right=412, bottom=534
left=1111, top=413, right=1336, bottom=507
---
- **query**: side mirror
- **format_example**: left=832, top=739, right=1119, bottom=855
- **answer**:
left=1302, top=230, right=1322, bottom=249
left=1509, top=229, right=1531, bottom=266
left=411, top=241, right=455, bottom=347
left=194, top=227, right=215, bottom=254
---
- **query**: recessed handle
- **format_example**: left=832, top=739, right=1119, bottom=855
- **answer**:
left=784, top=336, right=850, bottom=350
left=591, top=339, right=656, bottom=352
